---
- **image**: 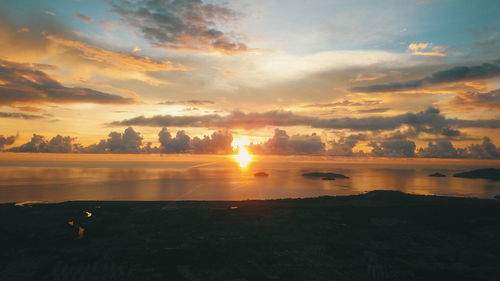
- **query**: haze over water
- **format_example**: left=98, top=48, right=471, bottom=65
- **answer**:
left=1, top=153, right=499, bottom=203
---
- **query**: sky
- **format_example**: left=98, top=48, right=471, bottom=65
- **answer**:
left=0, top=0, right=499, bottom=157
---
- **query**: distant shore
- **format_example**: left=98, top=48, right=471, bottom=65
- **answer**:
left=2, top=191, right=500, bottom=281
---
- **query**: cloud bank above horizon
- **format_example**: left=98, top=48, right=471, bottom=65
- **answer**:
left=0, top=0, right=498, bottom=156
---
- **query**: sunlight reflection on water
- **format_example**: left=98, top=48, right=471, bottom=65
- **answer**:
left=0, top=153, right=499, bottom=202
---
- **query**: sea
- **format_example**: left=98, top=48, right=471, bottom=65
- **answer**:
left=0, top=153, right=499, bottom=203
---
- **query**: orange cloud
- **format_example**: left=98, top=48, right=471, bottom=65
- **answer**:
left=408, top=42, right=447, bottom=56
left=412, top=51, right=447, bottom=57
left=46, top=35, right=185, bottom=72
left=408, top=43, right=430, bottom=51
left=0, top=59, right=136, bottom=106
left=448, top=90, right=500, bottom=109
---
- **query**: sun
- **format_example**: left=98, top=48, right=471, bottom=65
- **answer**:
left=231, top=138, right=253, bottom=168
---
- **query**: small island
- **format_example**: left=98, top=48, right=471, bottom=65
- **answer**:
left=254, top=172, right=269, bottom=177
left=429, top=172, right=446, bottom=177
left=302, top=172, right=349, bottom=179
left=453, top=168, right=500, bottom=181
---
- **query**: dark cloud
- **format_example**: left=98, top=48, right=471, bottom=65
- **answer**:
left=83, top=127, right=144, bottom=153
left=10, top=134, right=76, bottom=153
left=369, top=140, right=416, bottom=158
left=467, top=137, right=500, bottom=159
left=110, top=107, right=499, bottom=137
left=158, top=128, right=191, bottom=153
left=0, top=134, right=17, bottom=150
left=327, top=134, right=367, bottom=156
left=418, top=140, right=460, bottom=158
left=158, top=100, right=215, bottom=106
left=106, top=127, right=143, bottom=153
left=110, top=0, right=250, bottom=54
left=157, top=128, right=233, bottom=154
left=351, top=60, right=500, bottom=92
left=0, top=59, right=135, bottom=105
left=249, top=129, right=325, bottom=155
left=5, top=128, right=499, bottom=158
left=448, top=89, right=500, bottom=109
left=418, top=137, right=499, bottom=159
left=0, top=112, right=44, bottom=120
left=74, top=13, right=93, bottom=23
left=191, top=130, right=233, bottom=154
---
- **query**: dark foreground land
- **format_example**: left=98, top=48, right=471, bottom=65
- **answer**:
left=2, top=191, right=500, bottom=281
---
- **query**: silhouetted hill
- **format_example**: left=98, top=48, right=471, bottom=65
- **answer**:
left=1, top=191, right=500, bottom=281
left=453, top=168, right=500, bottom=181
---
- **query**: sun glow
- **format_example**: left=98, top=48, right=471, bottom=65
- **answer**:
left=232, top=138, right=253, bottom=168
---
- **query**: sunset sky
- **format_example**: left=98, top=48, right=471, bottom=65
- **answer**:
left=0, top=0, right=499, bottom=156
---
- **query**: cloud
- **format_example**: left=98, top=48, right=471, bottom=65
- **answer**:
left=85, top=127, right=144, bottom=153
left=12, top=106, right=43, bottom=112
left=0, top=134, right=17, bottom=150
left=411, top=51, right=447, bottom=57
left=191, top=130, right=233, bottom=154
left=46, top=35, right=183, bottom=72
left=448, top=89, right=500, bottom=109
left=418, top=140, right=459, bottom=158
left=9, top=134, right=75, bottom=153
left=369, top=140, right=416, bottom=157
left=0, top=112, right=44, bottom=120
left=109, top=107, right=499, bottom=137
left=350, top=73, right=387, bottom=82
left=328, top=139, right=357, bottom=156
left=467, top=137, right=499, bottom=159
left=5, top=129, right=499, bottom=158
left=418, top=137, right=499, bottom=159
left=97, top=20, right=123, bottom=30
left=408, top=43, right=430, bottom=51
left=327, top=134, right=368, bottom=156
left=249, top=129, right=325, bottom=155
left=158, top=128, right=191, bottom=153
left=0, top=59, right=135, bottom=105
left=110, top=0, right=251, bottom=54
left=302, top=100, right=381, bottom=108
left=74, top=13, right=93, bottom=23
left=407, top=42, right=447, bottom=56
left=356, top=108, right=391, bottom=113
left=351, top=60, right=500, bottom=92
left=158, top=100, right=215, bottom=106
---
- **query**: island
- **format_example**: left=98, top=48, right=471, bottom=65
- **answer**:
left=429, top=172, right=446, bottom=177
left=254, top=172, right=269, bottom=177
left=302, top=172, right=350, bottom=179
left=453, top=168, right=500, bottom=181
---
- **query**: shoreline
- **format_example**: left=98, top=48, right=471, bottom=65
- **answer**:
left=4, top=190, right=500, bottom=205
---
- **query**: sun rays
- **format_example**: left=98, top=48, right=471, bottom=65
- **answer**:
left=231, top=138, right=253, bottom=168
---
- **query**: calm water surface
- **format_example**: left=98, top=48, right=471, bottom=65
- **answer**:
left=0, top=153, right=499, bottom=202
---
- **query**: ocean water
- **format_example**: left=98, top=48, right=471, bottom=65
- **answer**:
left=0, top=153, right=499, bottom=203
